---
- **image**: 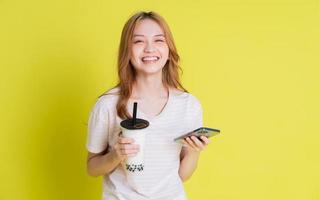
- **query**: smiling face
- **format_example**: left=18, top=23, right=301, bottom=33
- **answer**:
left=130, top=19, right=169, bottom=76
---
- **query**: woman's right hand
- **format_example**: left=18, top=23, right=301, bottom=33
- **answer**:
left=113, top=135, right=140, bottom=161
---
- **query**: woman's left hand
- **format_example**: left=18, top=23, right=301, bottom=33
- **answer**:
left=182, top=135, right=211, bottom=152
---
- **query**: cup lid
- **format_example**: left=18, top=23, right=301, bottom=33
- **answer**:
left=120, top=118, right=149, bottom=130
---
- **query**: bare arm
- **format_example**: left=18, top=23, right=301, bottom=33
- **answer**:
left=179, top=147, right=200, bottom=182
left=178, top=136, right=211, bottom=182
left=87, top=149, right=122, bottom=177
left=87, top=137, right=140, bottom=177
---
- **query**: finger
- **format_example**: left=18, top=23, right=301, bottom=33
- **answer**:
left=181, top=139, right=190, bottom=147
left=185, top=137, right=199, bottom=151
left=200, top=136, right=211, bottom=145
left=118, top=137, right=135, bottom=144
left=126, top=153, right=138, bottom=157
left=191, top=136, right=205, bottom=150
left=121, top=148, right=139, bottom=155
left=120, top=144, right=140, bottom=151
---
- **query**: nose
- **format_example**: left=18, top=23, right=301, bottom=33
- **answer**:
left=144, top=41, right=156, bottom=53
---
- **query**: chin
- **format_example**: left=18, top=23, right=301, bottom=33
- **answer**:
left=136, top=63, right=165, bottom=75
left=138, top=66, right=164, bottom=76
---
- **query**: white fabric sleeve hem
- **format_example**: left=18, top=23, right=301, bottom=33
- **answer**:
left=86, top=145, right=106, bottom=154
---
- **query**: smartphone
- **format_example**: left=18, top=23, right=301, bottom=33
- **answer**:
left=174, top=127, right=221, bottom=144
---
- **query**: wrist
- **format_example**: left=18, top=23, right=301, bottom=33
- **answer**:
left=185, top=148, right=201, bottom=156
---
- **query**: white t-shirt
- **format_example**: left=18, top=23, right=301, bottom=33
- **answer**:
left=86, top=87, right=203, bottom=200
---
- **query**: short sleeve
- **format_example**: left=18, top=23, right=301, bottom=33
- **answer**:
left=86, top=98, right=109, bottom=153
left=189, top=96, right=203, bottom=131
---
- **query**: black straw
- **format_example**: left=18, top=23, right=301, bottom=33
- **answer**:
left=132, top=102, right=137, bottom=126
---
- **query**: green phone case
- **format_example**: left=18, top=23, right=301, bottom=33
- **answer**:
left=174, top=127, right=221, bottom=144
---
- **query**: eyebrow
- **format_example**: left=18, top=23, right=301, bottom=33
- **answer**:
left=133, top=34, right=165, bottom=37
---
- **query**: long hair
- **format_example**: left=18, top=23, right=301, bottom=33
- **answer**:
left=99, top=11, right=188, bottom=119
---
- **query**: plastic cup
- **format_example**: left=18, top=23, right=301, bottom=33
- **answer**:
left=120, top=118, right=149, bottom=173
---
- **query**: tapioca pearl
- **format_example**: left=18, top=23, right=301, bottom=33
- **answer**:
left=127, top=164, right=135, bottom=171
left=136, top=164, right=144, bottom=171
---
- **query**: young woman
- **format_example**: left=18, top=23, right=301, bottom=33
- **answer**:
left=86, top=11, right=211, bottom=200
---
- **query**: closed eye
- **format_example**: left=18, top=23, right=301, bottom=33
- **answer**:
left=133, top=40, right=143, bottom=44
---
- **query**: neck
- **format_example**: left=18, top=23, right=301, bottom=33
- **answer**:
left=132, top=72, right=168, bottom=100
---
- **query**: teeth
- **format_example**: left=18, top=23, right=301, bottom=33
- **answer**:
left=142, top=56, right=159, bottom=61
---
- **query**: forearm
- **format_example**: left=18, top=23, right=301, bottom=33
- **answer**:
left=178, top=148, right=200, bottom=182
left=87, top=149, right=122, bottom=177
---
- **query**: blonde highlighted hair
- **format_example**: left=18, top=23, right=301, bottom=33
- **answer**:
left=99, top=11, right=187, bottom=119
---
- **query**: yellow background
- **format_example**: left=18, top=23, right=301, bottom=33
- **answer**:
left=0, top=0, right=318, bottom=199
